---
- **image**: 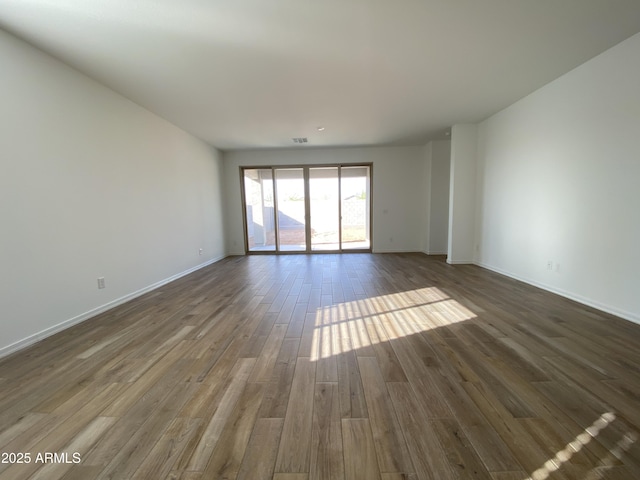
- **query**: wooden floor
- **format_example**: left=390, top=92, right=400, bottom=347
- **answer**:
left=1, top=253, right=639, bottom=480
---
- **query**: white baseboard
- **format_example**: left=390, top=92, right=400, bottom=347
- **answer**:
left=420, top=249, right=447, bottom=256
left=475, top=260, right=640, bottom=325
left=0, top=255, right=227, bottom=359
left=373, top=248, right=420, bottom=254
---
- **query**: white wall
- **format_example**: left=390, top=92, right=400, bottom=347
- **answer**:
left=0, top=29, right=227, bottom=356
left=475, top=32, right=640, bottom=322
left=448, top=125, right=478, bottom=263
left=421, top=142, right=432, bottom=254
left=223, top=146, right=428, bottom=254
left=428, top=140, right=450, bottom=254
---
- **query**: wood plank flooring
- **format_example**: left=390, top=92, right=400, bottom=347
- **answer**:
left=1, top=253, right=639, bottom=479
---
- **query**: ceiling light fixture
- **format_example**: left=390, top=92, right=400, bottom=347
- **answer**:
left=317, top=126, right=325, bottom=131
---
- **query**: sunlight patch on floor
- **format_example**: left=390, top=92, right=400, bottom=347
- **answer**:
left=310, top=287, right=477, bottom=361
left=528, top=412, right=638, bottom=480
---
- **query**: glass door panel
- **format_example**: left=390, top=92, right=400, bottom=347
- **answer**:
left=309, top=167, right=340, bottom=251
left=275, top=168, right=307, bottom=251
left=340, top=165, right=371, bottom=250
left=244, top=169, right=276, bottom=251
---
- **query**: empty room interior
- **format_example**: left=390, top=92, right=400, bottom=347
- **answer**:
left=1, top=1, right=640, bottom=479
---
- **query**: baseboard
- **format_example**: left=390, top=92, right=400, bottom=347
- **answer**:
left=475, top=260, right=640, bottom=325
left=0, top=255, right=227, bottom=359
left=373, top=248, right=421, bottom=254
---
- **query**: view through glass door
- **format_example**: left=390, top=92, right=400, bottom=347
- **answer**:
left=275, top=168, right=307, bottom=251
left=243, top=169, right=276, bottom=251
left=340, top=165, right=371, bottom=250
left=309, top=167, right=340, bottom=251
left=242, top=164, right=371, bottom=253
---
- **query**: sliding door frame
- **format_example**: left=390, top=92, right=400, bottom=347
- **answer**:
left=240, top=163, right=373, bottom=254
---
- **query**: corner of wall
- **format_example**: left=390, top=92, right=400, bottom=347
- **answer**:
left=447, top=124, right=479, bottom=264
left=422, top=142, right=433, bottom=254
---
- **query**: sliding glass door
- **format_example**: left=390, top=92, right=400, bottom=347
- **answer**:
left=242, top=164, right=371, bottom=253
left=309, top=167, right=340, bottom=251
left=341, top=166, right=370, bottom=250
left=275, top=168, right=307, bottom=251
left=243, top=169, right=276, bottom=251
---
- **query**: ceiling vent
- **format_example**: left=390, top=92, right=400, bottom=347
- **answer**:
left=292, top=137, right=308, bottom=144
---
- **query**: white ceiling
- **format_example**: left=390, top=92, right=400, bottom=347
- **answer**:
left=2, top=1, right=640, bottom=150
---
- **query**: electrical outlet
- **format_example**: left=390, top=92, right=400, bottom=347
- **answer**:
left=547, top=261, right=553, bottom=270
left=199, top=248, right=203, bottom=255
left=97, top=277, right=106, bottom=289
